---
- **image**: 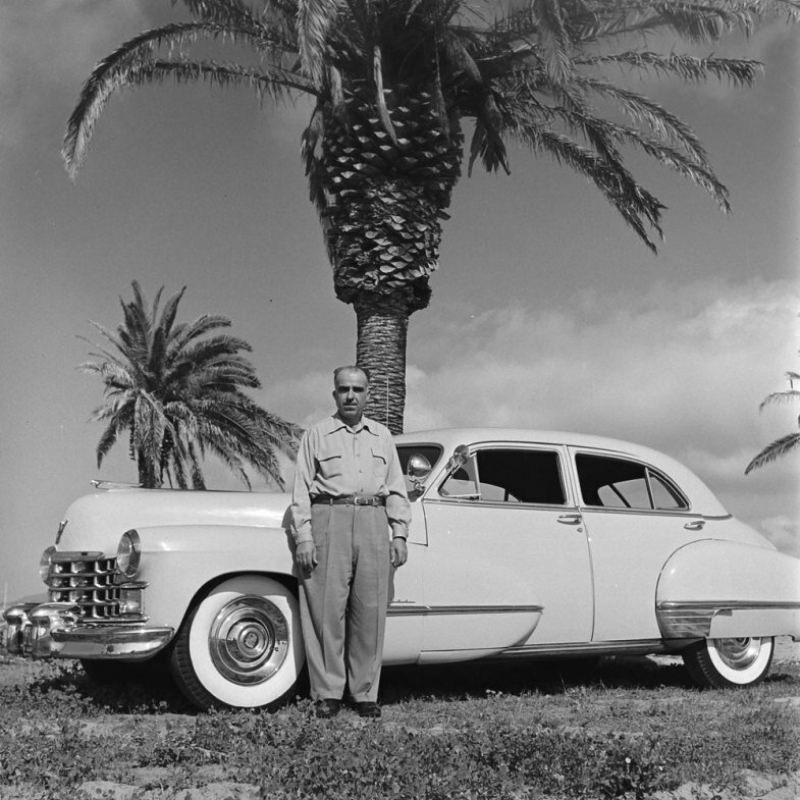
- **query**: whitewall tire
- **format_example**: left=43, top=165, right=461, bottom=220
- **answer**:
left=170, top=575, right=305, bottom=710
left=683, top=636, right=774, bottom=688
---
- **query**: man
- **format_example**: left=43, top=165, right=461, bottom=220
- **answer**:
left=291, top=366, right=410, bottom=718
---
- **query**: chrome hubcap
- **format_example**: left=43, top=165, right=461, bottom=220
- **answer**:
left=712, top=637, right=762, bottom=670
left=208, top=595, right=289, bottom=685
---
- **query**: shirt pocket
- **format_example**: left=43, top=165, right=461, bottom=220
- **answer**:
left=317, top=444, right=343, bottom=479
left=370, top=447, right=387, bottom=479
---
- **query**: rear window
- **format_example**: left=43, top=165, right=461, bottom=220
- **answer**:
left=576, top=454, right=688, bottom=511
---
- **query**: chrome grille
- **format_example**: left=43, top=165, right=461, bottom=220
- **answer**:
left=47, top=552, right=122, bottom=620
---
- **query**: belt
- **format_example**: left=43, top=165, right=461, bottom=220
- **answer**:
left=311, top=494, right=386, bottom=507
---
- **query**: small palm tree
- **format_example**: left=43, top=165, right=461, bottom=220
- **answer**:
left=82, top=281, right=301, bottom=489
left=63, top=0, right=799, bottom=432
left=745, top=362, right=800, bottom=474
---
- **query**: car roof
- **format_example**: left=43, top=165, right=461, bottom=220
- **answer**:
left=394, top=428, right=729, bottom=516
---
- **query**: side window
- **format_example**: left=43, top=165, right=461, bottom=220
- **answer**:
left=440, top=448, right=566, bottom=505
left=576, top=454, right=688, bottom=511
left=649, top=471, right=688, bottom=510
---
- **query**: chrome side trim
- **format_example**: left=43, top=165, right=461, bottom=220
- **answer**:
left=656, top=600, right=800, bottom=639
left=495, top=639, right=668, bottom=659
left=388, top=603, right=543, bottom=617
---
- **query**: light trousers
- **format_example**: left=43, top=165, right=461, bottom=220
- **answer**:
left=298, top=503, right=391, bottom=702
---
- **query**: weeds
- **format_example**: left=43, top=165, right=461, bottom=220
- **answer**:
left=0, top=653, right=798, bottom=798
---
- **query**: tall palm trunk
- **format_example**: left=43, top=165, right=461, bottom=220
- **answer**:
left=354, top=294, right=411, bottom=433
left=317, top=83, right=463, bottom=432
left=137, top=448, right=159, bottom=488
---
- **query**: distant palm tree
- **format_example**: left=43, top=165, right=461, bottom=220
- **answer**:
left=82, top=281, right=301, bottom=489
left=63, top=0, right=799, bottom=432
left=745, top=362, right=800, bottom=474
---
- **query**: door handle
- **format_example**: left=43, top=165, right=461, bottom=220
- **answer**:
left=683, top=519, right=706, bottom=531
left=557, top=514, right=583, bottom=525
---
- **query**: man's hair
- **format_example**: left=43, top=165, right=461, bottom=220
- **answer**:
left=333, top=365, right=370, bottom=384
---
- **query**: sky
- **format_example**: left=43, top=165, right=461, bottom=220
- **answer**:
left=1, top=1, right=798, bottom=603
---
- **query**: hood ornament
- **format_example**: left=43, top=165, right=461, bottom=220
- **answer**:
left=55, top=519, right=68, bottom=546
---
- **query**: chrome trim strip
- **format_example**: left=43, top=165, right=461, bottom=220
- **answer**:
left=659, top=600, right=800, bottom=610
left=388, top=604, right=543, bottom=616
left=495, top=639, right=668, bottom=659
left=656, top=600, right=800, bottom=639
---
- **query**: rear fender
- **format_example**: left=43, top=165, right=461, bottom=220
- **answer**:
left=656, top=540, right=800, bottom=640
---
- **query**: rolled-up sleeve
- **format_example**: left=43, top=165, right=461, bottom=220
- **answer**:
left=290, top=429, right=315, bottom=544
left=380, top=430, right=411, bottom=539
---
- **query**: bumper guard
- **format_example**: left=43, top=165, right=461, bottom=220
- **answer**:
left=3, top=602, right=173, bottom=660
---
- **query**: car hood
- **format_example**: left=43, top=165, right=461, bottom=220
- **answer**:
left=54, top=488, right=292, bottom=553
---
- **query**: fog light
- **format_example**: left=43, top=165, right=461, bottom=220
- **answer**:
left=116, top=530, right=141, bottom=579
left=39, top=546, right=56, bottom=583
left=119, top=585, right=144, bottom=616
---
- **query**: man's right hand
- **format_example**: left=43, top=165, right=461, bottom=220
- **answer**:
left=296, top=541, right=318, bottom=573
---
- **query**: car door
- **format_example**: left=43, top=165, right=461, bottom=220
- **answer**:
left=419, top=442, right=594, bottom=659
left=570, top=448, right=707, bottom=642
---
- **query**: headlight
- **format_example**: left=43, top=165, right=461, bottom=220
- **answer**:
left=39, top=545, right=56, bottom=583
left=116, top=529, right=141, bottom=579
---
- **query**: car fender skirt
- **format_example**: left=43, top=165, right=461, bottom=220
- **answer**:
left=655, top=540, right=800, bottom=640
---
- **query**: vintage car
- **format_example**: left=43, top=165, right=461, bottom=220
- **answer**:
left=4, top=428, right=800, bottom=710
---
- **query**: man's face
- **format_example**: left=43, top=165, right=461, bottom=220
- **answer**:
left=333, top=369, right=369, bottom=425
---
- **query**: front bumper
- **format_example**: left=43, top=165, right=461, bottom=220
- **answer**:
left=3, top=602, right=173, bottom=660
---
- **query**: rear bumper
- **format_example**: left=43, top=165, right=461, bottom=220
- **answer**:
left=3, top=602, right=173, bottom=660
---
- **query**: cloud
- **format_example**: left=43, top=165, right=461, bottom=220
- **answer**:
left=396, top=277, right=798, bottom=540
left=760, top=516, right=800, bottom=557
left=0, top=1, right=152, bottom=150
left=406, top=277, right=796, bottom=445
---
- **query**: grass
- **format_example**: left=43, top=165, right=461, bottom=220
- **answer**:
left=1, top=648, right=798, bottom=799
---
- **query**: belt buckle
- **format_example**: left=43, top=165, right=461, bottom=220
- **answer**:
left=354, top=495, right=372, bottom=506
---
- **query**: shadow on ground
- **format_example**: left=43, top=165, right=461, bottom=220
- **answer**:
left=10, top=650, right=800, bottom=715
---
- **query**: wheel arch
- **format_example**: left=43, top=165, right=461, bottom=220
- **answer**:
left=133, top=524, right=299, bottom=633
left=173, top=568, right=300, bottom=639
left=655, top=539, right=800, bottom=641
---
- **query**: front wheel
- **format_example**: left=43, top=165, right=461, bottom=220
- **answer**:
left=170, top=575, right=305, bottom=710
left=682, top=636, right=774, bottom=688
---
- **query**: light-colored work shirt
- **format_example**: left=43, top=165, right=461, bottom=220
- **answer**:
left=291, top=414, right=411, bottom=544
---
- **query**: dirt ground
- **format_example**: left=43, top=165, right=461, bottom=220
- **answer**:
left=1, top=640, right=798, bottom=800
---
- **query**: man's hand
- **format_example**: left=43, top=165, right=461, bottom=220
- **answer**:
left=296, top=541, right=317, bottom=573
left=390, top=538, right=407, bottom=568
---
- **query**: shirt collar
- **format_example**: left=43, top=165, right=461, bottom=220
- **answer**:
left=327, top=413, right=379, bottom=436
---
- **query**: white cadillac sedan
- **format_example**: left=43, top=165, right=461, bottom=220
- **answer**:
left=5, top=428, right=799, bottom=710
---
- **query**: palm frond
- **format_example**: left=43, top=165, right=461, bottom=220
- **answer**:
left=575, top=75, right=709, bottom=162
left=576, top=51, right=762, bottom=87
left=759, top=388, right=800, bottom=411
left=178, top=0, right=260, bottom=28
left=297, top=0, right=341, bottom=86
left=63, top=21, right=310, bottom=177
left=745, top=432, right=800, bottom=474
left=534, top=0, right=573, bottom=86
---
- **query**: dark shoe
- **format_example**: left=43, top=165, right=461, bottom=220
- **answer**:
left=355, top=701, right=381, bottom=718
left=314, top=699, right=341, bottom=718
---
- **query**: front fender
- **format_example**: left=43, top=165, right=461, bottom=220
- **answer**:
left=656, top=540, right=800, bottom=640
left=135, top=524, right=297, bottom=632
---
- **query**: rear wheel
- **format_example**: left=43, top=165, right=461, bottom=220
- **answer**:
left=683, top=636, right=774, bottom=688
left=170, top=575, right=305, bottom=710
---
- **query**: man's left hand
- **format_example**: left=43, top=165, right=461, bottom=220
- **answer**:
left=391, top=538, right=407, bottom=568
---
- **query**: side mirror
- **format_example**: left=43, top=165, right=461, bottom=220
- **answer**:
left=406, top=454, right=432, bottom=500
left=407, top=454, right=432, bottom=479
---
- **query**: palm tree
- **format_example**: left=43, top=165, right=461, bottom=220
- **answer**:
left=63, top=0, right=799, bottom=433
left=82, top=281, right=301, bottom=489
left=745, top=361, right=800, bottom=474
